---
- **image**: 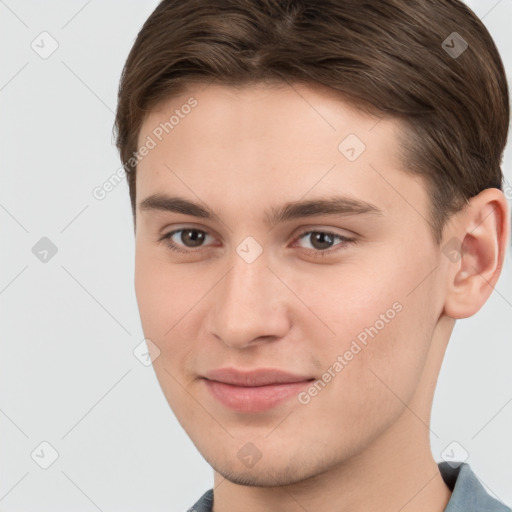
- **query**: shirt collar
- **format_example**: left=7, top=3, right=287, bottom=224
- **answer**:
left=439, top=462, right=510, bottom=512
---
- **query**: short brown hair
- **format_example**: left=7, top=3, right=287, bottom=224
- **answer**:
left=113, top=0, right=509, bottom=243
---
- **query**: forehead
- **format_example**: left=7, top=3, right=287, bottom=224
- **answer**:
left=135, top=82, right=426, bottom=223
left=138, top=81, right=389, bottom=153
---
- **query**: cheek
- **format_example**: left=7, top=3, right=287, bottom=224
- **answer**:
left=302, top=247, right=437, bottom=401
left=134, top=249, right=167, bottom=338
left=134, top=247, right=203, bottom=410
left=288, top=253, right=403, bottom=352
left=134, top=244, right=203, bottom=339
left=134, top=244, right=223, bottom=398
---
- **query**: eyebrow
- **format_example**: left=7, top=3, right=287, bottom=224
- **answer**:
left=138, top=193, right=383, bottom=227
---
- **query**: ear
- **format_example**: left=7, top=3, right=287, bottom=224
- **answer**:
left=442, top=188, right=510, bottom=319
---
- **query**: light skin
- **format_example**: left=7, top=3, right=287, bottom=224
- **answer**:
left=133, top=81, right=509, bottom=512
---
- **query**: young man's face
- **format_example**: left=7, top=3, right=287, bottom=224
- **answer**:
left=134, top=82, right=450, bottom=485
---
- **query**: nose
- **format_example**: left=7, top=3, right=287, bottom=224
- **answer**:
left=207, top=251, right=291, bottom=350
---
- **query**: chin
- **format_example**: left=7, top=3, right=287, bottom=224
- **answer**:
left=213, top=464, right=310, bottom=488
left=205, top=450, right=331, bottom=488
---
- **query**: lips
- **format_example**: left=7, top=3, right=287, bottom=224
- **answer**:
left=202, top=367, right=315, bottom=412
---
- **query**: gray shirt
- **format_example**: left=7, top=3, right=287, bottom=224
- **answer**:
left=187, top=462, right=510, bottom=512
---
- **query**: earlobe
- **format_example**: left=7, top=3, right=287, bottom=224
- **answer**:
left=442, top=188, right=510, bottom=320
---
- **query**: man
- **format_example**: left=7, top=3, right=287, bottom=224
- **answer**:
left=114, top=0, right=510, bottom=510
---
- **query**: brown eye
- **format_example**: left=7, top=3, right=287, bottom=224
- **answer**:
left=159, top=228, right=213, bottom=253
left=308, top=232, right=336, bottom=250
left=296, top=230, right=354, bottom=253
left=179, top=229, right=206, bottom=247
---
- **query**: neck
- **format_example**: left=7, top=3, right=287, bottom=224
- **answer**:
left=212, top=316, right=454, bottom=512
left=213, top=417, right=451, bottom=512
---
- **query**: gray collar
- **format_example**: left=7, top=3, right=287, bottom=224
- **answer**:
left=439, top=462, right=510, bottom=512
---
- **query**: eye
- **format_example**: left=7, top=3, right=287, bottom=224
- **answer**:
left=158, top=228, right=215, bottom=254
left=293, top=230, right=356, bottom=256
left=158, top=227, right=356, bottom=256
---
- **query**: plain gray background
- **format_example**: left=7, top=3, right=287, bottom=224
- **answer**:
left=1, top=1, right=511, bottom=510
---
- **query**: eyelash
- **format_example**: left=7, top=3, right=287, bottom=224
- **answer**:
left=158, top=228, right=357, bottom=257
